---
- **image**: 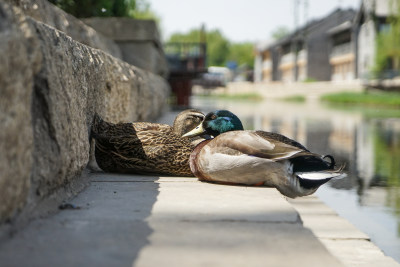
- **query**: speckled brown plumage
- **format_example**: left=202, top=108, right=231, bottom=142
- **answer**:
left=91, top=110, right=204, bottom=176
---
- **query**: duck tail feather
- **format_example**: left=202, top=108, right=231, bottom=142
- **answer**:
left=297, top=171, right=347, bottom=181
left=297, top=170, right=347, bottom=189
left=91, top=113, right=104, bottom=131
left=322, top=155, right=336, bottom=169
left=335, top=163, right=346, bottom=172
left=91, top=113, right=116, bottom=138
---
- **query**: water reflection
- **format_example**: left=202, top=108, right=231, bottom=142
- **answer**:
left=192, top=96, right=400, bottom=262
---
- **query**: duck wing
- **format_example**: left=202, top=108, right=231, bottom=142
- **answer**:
left=91, top=114, right=171, bottom=137
left=254, top=131, right=309, bottom=151
left=210, top=131, right=314, bottom=161
left=94, top=132, right=148, bottom=160
left=134, top=129, right=192, bottom=159
left=133, top=122, right=171, bottom=133
left=95, top=129, right=181, bottom=158
left=96, top=129, right=193, bottom=164
left=91, top=115, right=136, bottom=137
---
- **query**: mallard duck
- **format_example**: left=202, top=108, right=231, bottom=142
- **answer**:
left=182, top=110, right=346, bottom=198
left=91, top=109, right=205, bottom=176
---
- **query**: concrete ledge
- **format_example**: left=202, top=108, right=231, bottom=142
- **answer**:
left=290, top=196, right=400, bottom=267
left=0, top=2, right=170, bottom=223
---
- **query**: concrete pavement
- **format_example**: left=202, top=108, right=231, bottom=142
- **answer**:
left=0, top=173, right=343, bottom=267
left=290, top=196, right=400, bottom=267
left=1, top=173, right=399, bottom=266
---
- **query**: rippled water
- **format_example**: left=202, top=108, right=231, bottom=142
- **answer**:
left=191, top=95, right=400, bottom=263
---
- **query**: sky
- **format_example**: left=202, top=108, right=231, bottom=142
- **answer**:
left=147, top=0, right=361, bottom=43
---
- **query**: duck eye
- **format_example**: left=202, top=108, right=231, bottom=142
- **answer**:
left=210, top=114, right=217, bottom=120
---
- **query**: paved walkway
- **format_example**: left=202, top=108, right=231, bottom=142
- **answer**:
left=1, top=173, right=399, bottom=267
left=0, top=174, right=341, bottom=267
left=290, top=196, right=400, bottom=267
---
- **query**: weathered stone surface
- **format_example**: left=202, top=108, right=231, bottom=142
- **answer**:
left=8, top=1, right=170, bottom=78
left=0, top=2, right=170, bottom=223
left=0, top=2, right=41, bottom=221
left=84, top=18, right=169, bottom=77
left=5, top=0, right=122, bottom=59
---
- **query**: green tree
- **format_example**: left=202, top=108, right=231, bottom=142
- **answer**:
left=168, top=28, right=230, bottom=67
left=207, top=30, right=230, bottom=66
left=373, top=0, right=400, bottom=77
left=226, top=42, right=254, bottom=68
left=48, top=0, right=136, bottom=18
left=168, top=29, right=203, bottom=43
left=129, top=0, right=160, bottom=21
left=271, top=26, right=290, bottom=40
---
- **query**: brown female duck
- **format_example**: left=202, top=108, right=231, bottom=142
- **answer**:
left=91, top=109, right=205, bottom=176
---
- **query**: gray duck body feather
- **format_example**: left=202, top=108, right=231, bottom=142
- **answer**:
left=184, top=110, right=345, bottom=198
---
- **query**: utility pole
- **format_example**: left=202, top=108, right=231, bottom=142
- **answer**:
left=304, top=0, right=308, bottom=31
left=292, top=0, right=299, bottom=82
left=303, top=0, right=308, bottom=80
left=200, top=23, right=207, bottom=69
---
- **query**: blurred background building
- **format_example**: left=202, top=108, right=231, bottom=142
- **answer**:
left=254, top=0, right=397, bottom=84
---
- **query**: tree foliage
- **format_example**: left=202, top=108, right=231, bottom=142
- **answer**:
left=168, top=29, right=205, bottom=43
left=271, top=26, right=290, bottom=40
left=206, top=30, right=231, bottom=66
left=129, top=0, right=160, bottom=21
left=169, top=29, right=230, bottom=67
left=168, top=29, right=254, bottom=68
left=226, top=42, right=254, bottom=68
left=49, top=0, right=159, bottom=20
left=48, top=0, right=136, bottom=18
left=373, top=0, right=400, bottom=77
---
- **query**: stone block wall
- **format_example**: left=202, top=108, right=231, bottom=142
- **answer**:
left=0, top=1, right=170, bottom=224
left=84, top=18, right=169, bottom=77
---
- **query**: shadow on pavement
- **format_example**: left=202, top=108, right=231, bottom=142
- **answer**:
left=0, top=172, right=160, bottom=267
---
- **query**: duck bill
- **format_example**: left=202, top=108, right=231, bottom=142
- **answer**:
left=182, top=124, right=206, bottom=137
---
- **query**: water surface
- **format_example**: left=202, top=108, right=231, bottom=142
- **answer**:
left=192, top=95, right=400, bottom=263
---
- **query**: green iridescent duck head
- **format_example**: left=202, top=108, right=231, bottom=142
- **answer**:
left=182, top=110, right=244, bottom=137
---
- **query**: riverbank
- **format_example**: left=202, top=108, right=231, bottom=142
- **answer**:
left=0, top=110, right=399, bottom=266
left=321, top=91, right=400, bottom=107
left=193, top=80, right=364, bottom=101
left=190, top=95, right=400, bottom=263
left=195, top=81, right=400, bottom=108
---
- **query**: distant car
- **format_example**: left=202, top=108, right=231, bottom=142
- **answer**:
left=192, top=67, right=232, bottom=88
